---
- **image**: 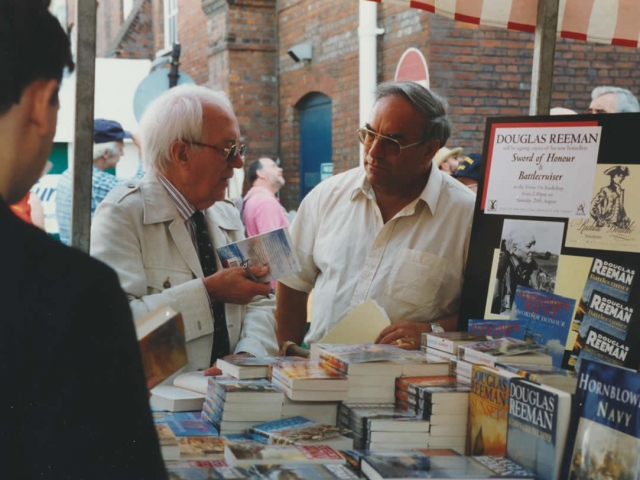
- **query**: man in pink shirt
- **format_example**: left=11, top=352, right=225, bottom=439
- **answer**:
left=243, top=157, right=290, bottom=237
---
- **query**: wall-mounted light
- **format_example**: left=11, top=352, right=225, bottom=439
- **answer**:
left=287, top=43, right=313, bottom=62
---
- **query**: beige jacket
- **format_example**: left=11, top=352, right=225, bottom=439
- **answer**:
left=91, top=173, right=278, bottom=373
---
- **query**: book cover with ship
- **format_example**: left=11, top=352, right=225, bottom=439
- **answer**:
left=467, top=365, right=519, bottom=457
left=153, top=411, right=219, bottom=437
left=561, top=359, right=640, bottom=480
left=509, top=286, right=576, bottom=367
left=506, top=378, right=572, bottom=480
left=248, top=416, right=350, bottom=446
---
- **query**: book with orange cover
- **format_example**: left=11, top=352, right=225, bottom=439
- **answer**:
left=467, top=365, right=519, bottom=457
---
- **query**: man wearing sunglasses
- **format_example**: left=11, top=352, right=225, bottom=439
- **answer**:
left=91, top=84, right=278, bottom=379
left=276, top=81, right=475, bottom=353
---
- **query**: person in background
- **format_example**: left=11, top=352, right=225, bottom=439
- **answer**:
left=275, top=81, right=475, bottom=355
left=550, top=107, right=577, bottom=115
left=452, top=153, right=482, bottom=194
left=91, top=84, right=278, bottom=379
left=243, top=157, right=290, bottom=237
left=0, top=1, right=166, bottom=477
left=432, top=146, right=463, bottom=174
left=588, top=86, right=639, bottom=114
left=55, top=119, right=143, bottom=245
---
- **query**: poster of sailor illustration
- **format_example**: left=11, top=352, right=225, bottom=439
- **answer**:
left=482, top=122, right=601, bottom=218
left=565, top=164, right=640, bottom=253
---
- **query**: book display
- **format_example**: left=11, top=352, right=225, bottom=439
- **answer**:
left=561, top=359, right=640, bottom=479
left=458, top=113, right=640, bottom=361
left=143, top=113, right=640, bottom=480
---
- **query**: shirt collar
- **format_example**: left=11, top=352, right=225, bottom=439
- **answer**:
left=349, top=164, right=444, bottom=215
left=156, top=172, right=197, bottom=222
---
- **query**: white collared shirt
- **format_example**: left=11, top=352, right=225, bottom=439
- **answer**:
left=280, top=165, right=476, bottom=345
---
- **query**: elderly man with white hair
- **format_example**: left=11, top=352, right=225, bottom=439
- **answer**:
left=91, top=84, right=278, bottom=378
left=588, top=86, right=639, bottom=114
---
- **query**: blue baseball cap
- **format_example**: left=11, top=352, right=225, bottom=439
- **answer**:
left=93, top=119, right=131, bottom=144
left=453, top=153, right=482, bottom=181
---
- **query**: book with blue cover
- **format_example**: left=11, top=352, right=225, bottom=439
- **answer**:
left=361, top=454, right=536, bottom=479
left=574, top=325, right=634, bottom=371
left=468, top=319, right=524, bottom=339
left=248, top=416, right=352, bottom=449
left=217, top=227, right=301, bottom=283
left=506, top=377, right=572, bottom=480
left=153, top=411, right=218, bottom=436
left=562, top=359, right=640, bottom=480
left=206, top=376, right=284, bottom=403
left=509, top=286, right=576, bottom=368
left=564, top=256, right=638, bottom=370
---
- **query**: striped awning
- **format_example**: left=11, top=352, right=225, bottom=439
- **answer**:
left=370, top=0, right=640, bottom=48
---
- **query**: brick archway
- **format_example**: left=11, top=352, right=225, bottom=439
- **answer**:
left=290, top=72, right=337, bottom=106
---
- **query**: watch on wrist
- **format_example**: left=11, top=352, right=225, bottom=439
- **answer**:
left=429, top=321, right=445, bottom=333
left=278, top=341, right=297, bottom=357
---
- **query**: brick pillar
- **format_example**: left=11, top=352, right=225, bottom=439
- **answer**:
left=202, top=0, right=278, bottom=189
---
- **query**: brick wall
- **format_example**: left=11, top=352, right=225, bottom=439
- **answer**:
left=277, top=0, right=360, bottom=209
left=203, top=0, right=279, bottom=196
left=96, top=0, right=123, bottom=57
left=111, top=0, right=155, bottom=58
left=91, top=0, right=640, bottom=210
left=176, top=0, right=209, bottom=84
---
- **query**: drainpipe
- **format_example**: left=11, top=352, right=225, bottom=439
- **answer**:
left=358, top=0, right=384, bottom=166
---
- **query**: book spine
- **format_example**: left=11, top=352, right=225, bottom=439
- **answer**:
left=270, top=367, right=295, bottom=389
left=426, top=336, right=456, bottom=354
left=460, top=347, right=496, bottom=367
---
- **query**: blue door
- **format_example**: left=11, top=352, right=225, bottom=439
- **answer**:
left=298, top=93, right=332, bottom=201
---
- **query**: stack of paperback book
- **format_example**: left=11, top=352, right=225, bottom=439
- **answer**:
left=317, top=344, right=449, bottom=403
left=395, top=376, right=470, bottom=452
left=248, top=415, right=354, bottom=450
left=496, top=362, right=578, bottom=394
left=458, top=337, right=553, bottom=368
left=269, top=360, right=350, bottom=402
left=281, top=397, right=340, bottom=426
left=217, top=355, right=305, bottom=379
left=318, top=344, right=402, bottom=403
left=201, top=376, right=284, bottom=434
left=422, top=331, right=489, bottom=385
left=339, top=402, right=429, bottom=451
